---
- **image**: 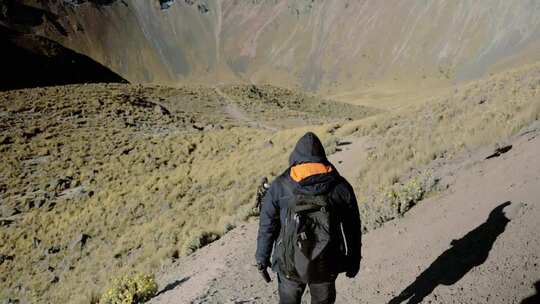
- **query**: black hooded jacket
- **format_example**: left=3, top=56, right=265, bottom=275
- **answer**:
left=255, top=132, right=362, bottom=282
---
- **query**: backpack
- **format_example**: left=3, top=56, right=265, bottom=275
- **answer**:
left=274, top=189, right=346, bottom=282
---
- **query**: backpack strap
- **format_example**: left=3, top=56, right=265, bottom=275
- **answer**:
left=294, top=204, right=323, bottom=213
left=281, top=175, right=298, bottom=209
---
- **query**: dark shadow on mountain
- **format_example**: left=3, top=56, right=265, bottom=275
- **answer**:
left=0, top=1, right=67, bottom=35
left=155, top=276, right=190, bottom=297
left=0, top=25, right=127, bottom=92
left=521, top=280, right=540, bottom=304
left=388, top=201, right=511, bottom=304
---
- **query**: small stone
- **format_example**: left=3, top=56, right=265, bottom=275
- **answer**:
left=478, top=96, right=487, bottom=104
left=70, top=234, right=91, bottom=251
left=154, top=104, right=171, bottom=116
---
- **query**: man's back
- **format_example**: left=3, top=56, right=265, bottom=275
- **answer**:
left=255, top=132, right=362, bottom=304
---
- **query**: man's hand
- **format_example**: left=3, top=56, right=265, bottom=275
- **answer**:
left=257, top=262, right=272, bottom=283
left=346, top=265, right=360, bottom=278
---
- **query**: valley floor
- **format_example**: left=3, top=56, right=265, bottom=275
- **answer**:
left=151, top=123, right=540, bottom=304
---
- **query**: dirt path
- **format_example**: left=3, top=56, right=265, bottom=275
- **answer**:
left=151, top=128, right=540, bottom=304
left=328, top=137, right=373, bottom=182
left=215, top=87, right=278, bottom=132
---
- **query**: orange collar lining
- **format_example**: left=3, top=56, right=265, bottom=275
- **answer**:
left=290, top=162, right=332, bottom=182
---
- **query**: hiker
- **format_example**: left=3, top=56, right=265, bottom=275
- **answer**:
left=254, top=177, right=270, bottom=213
left=255, top=132, right=362, bottom=304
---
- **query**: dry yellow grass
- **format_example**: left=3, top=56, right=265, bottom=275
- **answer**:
left=0, top=84, right=344, bottom=303
left=0, top=62, right=539, bottom=303
left=332, top=62, right=540, bottom=227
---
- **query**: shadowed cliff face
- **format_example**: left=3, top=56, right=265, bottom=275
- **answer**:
left=5, top=0, right=540, bottom=92
left=0, top=25, right=127, bottom=91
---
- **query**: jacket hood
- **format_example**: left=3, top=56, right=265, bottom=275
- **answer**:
left=287, top=132, right=338, bottom=195
left=289, top=132, right=328, bottom=166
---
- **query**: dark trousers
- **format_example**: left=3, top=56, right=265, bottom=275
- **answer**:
left=278, top=275, right=336, bottom=304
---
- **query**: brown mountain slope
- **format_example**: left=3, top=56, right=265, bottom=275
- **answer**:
left=3, top=0, right=540, bottom=94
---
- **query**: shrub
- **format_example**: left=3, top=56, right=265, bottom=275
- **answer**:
left=385, top=171, right=438, bottom=216
left=185, top=231, right=220, bottom=254
left=99, top=272, right=158, bottom=304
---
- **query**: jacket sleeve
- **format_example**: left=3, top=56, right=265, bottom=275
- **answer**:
left=255, top=181, right=281, bottom=267
left=337, top=179, right=362, bottom=273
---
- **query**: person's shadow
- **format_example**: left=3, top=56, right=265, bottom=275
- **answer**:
left=521, top=280, right=540, bottom=304
left=388, top=201, right=512, bottom=304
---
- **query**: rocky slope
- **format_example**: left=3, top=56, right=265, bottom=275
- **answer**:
left=3, top=0, right=540, bottom=93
